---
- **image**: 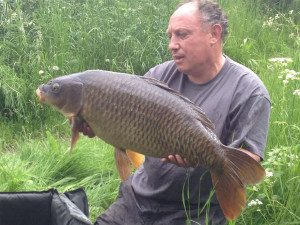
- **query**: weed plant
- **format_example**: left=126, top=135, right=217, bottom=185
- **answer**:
left=0, top=0, right=299, bottom=224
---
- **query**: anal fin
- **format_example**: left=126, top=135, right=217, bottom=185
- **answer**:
left=114, top=148, right=132, bottom=182
left=125, top=150, right=145, bottom=170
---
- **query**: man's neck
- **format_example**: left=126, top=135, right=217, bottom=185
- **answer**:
left=187, top=54, right=225, bottom=84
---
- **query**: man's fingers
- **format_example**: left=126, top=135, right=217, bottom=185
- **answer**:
left=86, top=126, right=95, bottom=138
left=168, top=155, right=177, bottom=164
left=161, top=154, right=191, bottom=168
left=81, top=123, right=95, bottom=137
left=174, top=154, right=190, bottom=168
left=82, top=123, right=88, bottom=135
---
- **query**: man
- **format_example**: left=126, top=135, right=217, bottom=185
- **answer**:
left=81, top=0, right=270, bottom=224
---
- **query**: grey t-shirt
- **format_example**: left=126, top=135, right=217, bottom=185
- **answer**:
left=131, top=55, right=271, bottom=222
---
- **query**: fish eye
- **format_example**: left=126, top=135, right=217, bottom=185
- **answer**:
left=52, top=83, right=60, bottom=92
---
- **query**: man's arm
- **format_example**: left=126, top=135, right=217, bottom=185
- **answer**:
left=240, top=148, right=261, bottom=162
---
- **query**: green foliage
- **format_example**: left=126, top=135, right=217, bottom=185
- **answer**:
left=260, top=0, right=300, bottom=17
left=0, top=0, right=176, bottom=125
left=236, top=144, right=300, bottom=224
left=0, top=0, right=299, bottom=224
left=0, top=132, right=120, bottom=221
left=0, top=65, right=26, bottom=119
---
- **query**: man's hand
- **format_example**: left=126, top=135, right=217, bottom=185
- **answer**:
left=162, top=154, right=191, bottom=168
left=78, top=122, right=96, bottom=138
left=241, top=148, right=261, bottom=162
left=161, top=148, right=260, bottom=168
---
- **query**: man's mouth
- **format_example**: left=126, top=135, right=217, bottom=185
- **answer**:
left=173, top=55, right=184, bottom=63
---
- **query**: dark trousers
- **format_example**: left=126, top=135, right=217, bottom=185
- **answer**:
left=94, top=176, right=225, bottom=225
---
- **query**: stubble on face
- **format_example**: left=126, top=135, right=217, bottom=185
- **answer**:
left=167, top=3, right=212, bottom=78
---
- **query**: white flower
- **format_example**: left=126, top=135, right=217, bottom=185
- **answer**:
left=252, top=185, right=258, bottom=191
left=275, top=14, right=280, bottom=20
left=11, top=12, right=18, bottom=18
left=283, top=80, right=288, bottom=84
left=248, top=200, right=256, bottom=206
left=286, top=73, right=295, bottom=80
left=267, top=65, right=274, bottom=71
left=293, top=89, right=300, bottom=96
left=52, top=66, right=59, bottom=71
left=248, top=199, right=263, bottom=207
left=263, top=17, right=275, bottom=27
left=105, top=59, right=110, bottom=63
left=269, top=58, right=293, bottom=63
left=257, top=200, right=263, bottom=205
left=266, top=171, right=273, bottom=177
left=282, top=69, right=300, bottom=81
left=289, top=10, right=294, bottom=15
left=39, top=70, right=44, bottom=75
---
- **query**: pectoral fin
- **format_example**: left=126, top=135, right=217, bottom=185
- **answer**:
left=70, top=116, right=81, bottom=154
left=125, top=150, right=145, bottom=170
left=114, top=148, right=132, bottom=181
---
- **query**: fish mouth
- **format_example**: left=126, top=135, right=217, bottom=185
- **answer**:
left=36, top=88, right=45, bottom=103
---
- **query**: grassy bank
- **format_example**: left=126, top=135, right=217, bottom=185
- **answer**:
left=0, top=0, right=299, bottom=224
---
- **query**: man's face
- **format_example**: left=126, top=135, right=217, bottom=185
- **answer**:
left=167, top=3, right=212, bottom=76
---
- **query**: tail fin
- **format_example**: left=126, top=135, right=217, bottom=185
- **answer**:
left=211, top=145, right=265, bottom=220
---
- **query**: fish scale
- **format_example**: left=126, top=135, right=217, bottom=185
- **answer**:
left=81, top=72, right=227, bottom=167
left=36, top=70, right=266, bottom=220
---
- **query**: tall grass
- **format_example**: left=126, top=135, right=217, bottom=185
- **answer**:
left=0, top=131, right=120, bottom=221
left=0, top=0, right=299, bottom=224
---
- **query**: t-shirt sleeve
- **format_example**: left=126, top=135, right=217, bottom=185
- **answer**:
left=143, top=61, right=178, bottom=82
left=224, top=94, right=271, bottom=160
left=143, top=64, right=165, bottom=79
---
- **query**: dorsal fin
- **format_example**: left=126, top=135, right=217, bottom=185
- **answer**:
left=139, top=76, right=215, bottom=131
left=192, top=104, right=215, bottom=131
left=140, top=77, right=191, bottom=101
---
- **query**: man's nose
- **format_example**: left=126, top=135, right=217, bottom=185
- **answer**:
left=169, top=36, right=179, bottom=51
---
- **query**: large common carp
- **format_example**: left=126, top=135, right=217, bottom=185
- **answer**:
left=36, top=70, right=265, bottom=220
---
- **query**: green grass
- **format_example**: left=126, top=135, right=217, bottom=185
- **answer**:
left=0, top=0, right=299, bottom=224
left=0, top=131, right=120, bottom=221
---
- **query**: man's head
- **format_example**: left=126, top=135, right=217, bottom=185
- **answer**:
left=176, top=0, right=228, bottom=41
left=167, top=0, right=228, bottom=80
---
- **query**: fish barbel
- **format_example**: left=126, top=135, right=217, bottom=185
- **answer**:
left=36, top=70, right=265, bottom=220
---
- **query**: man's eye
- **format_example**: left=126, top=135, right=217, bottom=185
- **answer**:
left=178, top=33, right=187, bottom=38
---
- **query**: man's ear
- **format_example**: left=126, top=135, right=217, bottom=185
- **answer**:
left=210, top=24, right=222, bottom=45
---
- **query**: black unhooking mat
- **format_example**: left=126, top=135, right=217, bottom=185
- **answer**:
left=0, top=188, right=93, bottom=225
